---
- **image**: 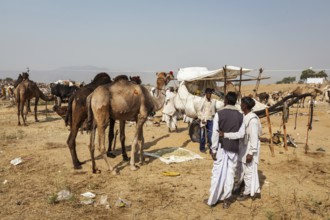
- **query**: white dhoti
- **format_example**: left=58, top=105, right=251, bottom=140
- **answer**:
left=242, top=159, right=260, bottom=196
left=164, top=113, right=177, bottom=130
left=208, top=148, right=237, bottom=206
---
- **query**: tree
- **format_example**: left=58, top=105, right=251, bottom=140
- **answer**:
left=300, top=69, right=328, bottom=79
left=300, top=69, right=315, bottom=80
left=5, top=77, right=13, bottom=82
left=276, top=76, right=296, bottom=84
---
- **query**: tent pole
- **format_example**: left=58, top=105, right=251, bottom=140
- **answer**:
left=254, top=68, right=263, bottom=97
left=238, top=67, right=243, bottom=101
left=223, top=65, right=227, bottom=96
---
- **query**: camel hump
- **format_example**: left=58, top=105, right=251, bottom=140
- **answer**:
left=114, top=75, right=129, bottom=82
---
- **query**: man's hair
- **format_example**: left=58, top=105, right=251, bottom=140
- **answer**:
left=205, top=88, right=213, bottom=94
left=225, top=92, right=238, bottom=105
left=241, top=96, right=256, bottom=110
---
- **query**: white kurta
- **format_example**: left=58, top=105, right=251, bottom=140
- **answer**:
left=162, top=91, right=177, bottom=130
left=224, top=112, right=262, bottom=196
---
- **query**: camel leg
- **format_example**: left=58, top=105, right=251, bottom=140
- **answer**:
left=27, top=99, right=31, bottom=112
left=57, top=97, right=62, bottom=107
left=119, top=120, right=129, bottom=161
left=138, top=126, right=145, bottom=166
left=107, top=118, right=116, bottom=158
left=130, top=134, right=139, bottom=171
left=130, top=116, right=146, bottom=171
left=23, top=99, right=28, bottom=126
left=89, top=124, right=98, bottom=173
left=97, top=124, right=117, bottom=175
left=67, top=127, right=83, bottom=169
left=34, top=97, right=39, bottom=122
left=17, top=102, right=21, bottom=126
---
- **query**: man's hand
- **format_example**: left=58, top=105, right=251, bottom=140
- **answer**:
left=210, top=150, right=217, bottom=161
left=219, top=130, right=224, bottom=137
left=246, top=154, right=253, bottom=163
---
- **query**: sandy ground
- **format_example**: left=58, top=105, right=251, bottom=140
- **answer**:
left=0, top=84, right=329, bottom=220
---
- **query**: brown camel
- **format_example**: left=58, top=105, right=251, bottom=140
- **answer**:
left=14, top=79, right=54, bottom=126
left=87, top=72, right=174, bottom=173
left=106, top=75, right=143, bottom=159
left=65, top=72, right=112, bottom=169
left=292, top=86, right=323, bottom=107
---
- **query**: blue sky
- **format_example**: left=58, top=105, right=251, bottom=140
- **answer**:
left=1, top=0, right=329, bottom=84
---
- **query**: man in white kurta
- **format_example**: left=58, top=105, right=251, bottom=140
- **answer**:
left=162, top=87, right=178, bottom=132
left=223, top=97, right=262, bottom=200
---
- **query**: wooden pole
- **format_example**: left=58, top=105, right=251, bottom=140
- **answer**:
left=254, top=68, right=263, bottom=97
left=238, top=67, right=243, bottom=101
left=265, top=107, right=275, bottom=156
left=282, top=115, right=288, bottom=151
left=305, top=99, right=313, bottom=154
left=282, top=102, right=288, bottom=151
left=223, top=65, right=227, bottom=96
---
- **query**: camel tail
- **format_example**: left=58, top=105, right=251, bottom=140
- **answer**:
left=65, top=95, right=74, bottom=127
left=86, top=93, right=94, bottom=132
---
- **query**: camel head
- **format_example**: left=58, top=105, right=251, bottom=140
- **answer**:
left=21, top=72, right=29, bottom=80
left=129, top=76, right=142, bottom=85
left=155, top=71, right=175, bottom=91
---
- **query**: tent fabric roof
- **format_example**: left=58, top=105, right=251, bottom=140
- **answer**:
left=177, top=66, right=253, bottom=81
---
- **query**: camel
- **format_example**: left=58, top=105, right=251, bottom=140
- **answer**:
left=106, top=75, right=143, bottom=159
left=14, top=78, right=54, bottom=126
left=65, top=72, right=112, bottom=170
left=87, top=72, right=174, bottom=173
left=291, top=86, right=323, bottom=107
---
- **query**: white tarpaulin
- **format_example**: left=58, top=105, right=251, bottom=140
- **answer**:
left=144, top=147, right=203, bottom=164
left=177, top=66, right=253, bottom=82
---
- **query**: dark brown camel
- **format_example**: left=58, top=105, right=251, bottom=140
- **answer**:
left=14, top=78, right=54, bottom=126
left=65, top=72, right=112, bottom=169
left=87, top=72, right=174, bottom=173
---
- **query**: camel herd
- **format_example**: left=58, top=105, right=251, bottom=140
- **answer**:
left=1, top=71, right=329, bottom=174
left=3, top=71, right=174, bottom=174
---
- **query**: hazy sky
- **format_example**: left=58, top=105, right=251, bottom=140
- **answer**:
left=1, top=0, right=329, bottom=84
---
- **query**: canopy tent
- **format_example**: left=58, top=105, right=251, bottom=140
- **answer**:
left=176, top=66, right=253, bottom=82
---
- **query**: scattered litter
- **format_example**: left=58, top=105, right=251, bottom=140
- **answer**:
left=10, top=157, right=23, bottom=166
left=81, top=192, right=96, bottom=205
left=95, top=195, right=110, bottom=208
left=81, top=192, right=96, bottom=199
left=81, top=199, right=94, bottom=205
left=316, top=147, right=326, bottom=152
left=3, top=180, right=8, bottom=185
left=56, top=190, right=72, bottom=201
left=264, top=181, right=270, bottom=185
left=144, top=147, right=203, bottom=164
left=161, top=171, right=181, bottom=177
left=115, top=198, right=131, bottom=208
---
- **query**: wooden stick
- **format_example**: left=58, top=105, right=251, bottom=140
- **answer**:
left=238, top=67, right=243, bottom=101
left=265, top=107, right=275, bottom=156
left=282, top=115, right=288, bottom=151
left=223, top=65, right=227, bottom=96
left=305, top=99, right=312, bottom=154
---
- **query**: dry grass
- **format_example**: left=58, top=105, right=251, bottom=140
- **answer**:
left=0, top=83, right=329, bottom=219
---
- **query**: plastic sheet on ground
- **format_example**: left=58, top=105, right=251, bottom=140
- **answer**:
left=144, top=147, right=203, bottom=164
left=10, top=157, right=23, bottom=166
